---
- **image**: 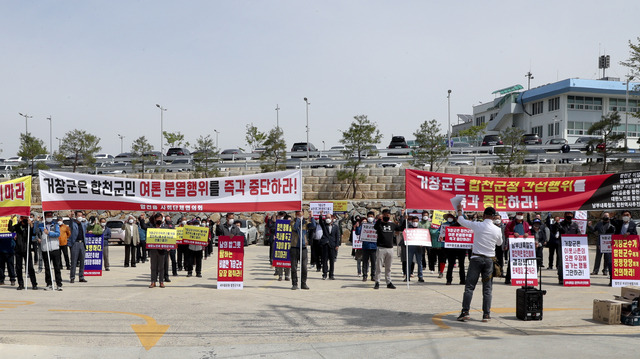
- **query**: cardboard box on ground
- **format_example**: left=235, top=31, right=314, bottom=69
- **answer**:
left=593, top=286, right=640, bottom=325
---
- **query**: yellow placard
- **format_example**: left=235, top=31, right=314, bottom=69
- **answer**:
left=331, top=200, right=348, bottom=213
left=176, top=226, right=184, bottom=239
left=0, top=216, right=11, bottom=232
left=147, top=228, right=178, bottom=246
left=0, top=176, right=31, bottom=217
left=183, top=225, right=209, bottom=244
left=432, top=210, right=447, bottom=226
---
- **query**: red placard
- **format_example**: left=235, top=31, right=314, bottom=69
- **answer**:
left=445, top=227, right=474, bottom=249
left=611, top=234, right=640, bottom=287
left=405, top=169, right=618, bottom=212
left=217, top=236, right=244, bottom=289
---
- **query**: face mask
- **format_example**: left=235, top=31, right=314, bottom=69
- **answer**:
left=325, top=218, right=332, bottom=224
left=623, top=216, right=630, bottom=222
left=494, top=219, right=501, bottom=225
left=156, top=220, right=163, bottom=226
left=534, top=225, right=541, bottom=230
left=100, top=222, right=106, bottom=227
left=422, top=216, right=429, bottom=221
left=45, top=217, right=53, bottom=223
left=382, top=216, right=390, bottom=222
left=82, top=217, right=87, bottom=222
left=412, top=222, right=419, bottom=227
left=227, top=219, right=234, bottom=225
left=201, top=223, right=207, bottom=227
left=58, top=221, right=63, bottom=226
left=181, top=221, right=187, bottom=226
left=129, top=219, right=134, bottom=224
left=447, top=218, right=454, bottom=223
left=602, top=217, right=610, bottom=222
left=516, top=215, right=524, bottom=221
left=367, top=217, right=374, bottom=223
left=565, top=216, right=572, bottom=223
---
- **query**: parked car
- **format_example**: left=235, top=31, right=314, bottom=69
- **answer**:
left=387, top=136, right=410, bottom=156
left=4, top=156, right=23, bottom=164
left=95, top=153, right=115, bottom=162
left=524, top=148, right=553, bottom=164
left=219, top=149, right=245, bottom=161
left=238, top=219, right=259, bottom=246
left=106, top=220, right=125, bottom=244
left=98, top=162, right=131, bottom=174
left=481, top=135, right=503, bottom=146
left=0, top=164, right=14, bottom=178
left=574, top=136, right=603, bottom=152
left=252, top=147, right=266, bottom=154
left=349, top=145, right=378, bottom=159
left=291, top=142, right=319, bottom=158
left=522, top=133, right=542, bottom=145
left=310, top=154, right=335, bottom=168
left=143, top=151, right=163, bottom=159
left=64, top=154, right=85, bottom=166
left=450, top=142, right=473, bottom=154
left=33, top=154, right=52, bottom=162
left=545, top=138, right=568, bottom=145
left=166, top=147, right=191, bottom=156
left=166, top=158, right=193, bottom=172
left=115, top=152, right=134, bottom=162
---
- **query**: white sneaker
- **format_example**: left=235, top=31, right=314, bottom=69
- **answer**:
left=44, top=285, right=53, bottom=291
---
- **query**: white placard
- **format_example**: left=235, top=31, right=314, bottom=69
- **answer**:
left=309, top=202, right=334, bottom=219
left=561, top=235, right=591, bottom=286
left=360, top=222, right=377, bottom=243
left=352, top=231, right=362, bottom=249
left=403, top=228, right=432, bottom=247
left=600, top=234, right=612, bottom=254
left=509, top=237, right=538, bottom=286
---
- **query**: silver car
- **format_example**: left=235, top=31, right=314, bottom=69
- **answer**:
left=238, top=219, right=259, bottom=246
left=106, top=220, right=125, bottom=244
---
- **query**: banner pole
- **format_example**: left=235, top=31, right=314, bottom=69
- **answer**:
left=299, top=218, right=303, bottom=289
left=26, top=220, right=30, bottom=291
left=405, top=213, right=409, bottom=289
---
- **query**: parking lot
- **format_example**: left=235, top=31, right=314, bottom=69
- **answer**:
left=0, top=244, right=636, bottom=358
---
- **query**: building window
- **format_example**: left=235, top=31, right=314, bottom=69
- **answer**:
left=613, top=124, right=638, bottom=138
left=567, top=96, right=603, bottom=110
left=548, top=123, right=554, bottom=137
left=531, top=101, right=544, bottom=115
left=548, top=97, right=560, bottom=111
left=567, top=121, right=598, bottom=135
left=531, top=126, right=543, bottom=136
left=609, top=98, right=640, bottom=113
left=475, top=116, right=485, bottom=126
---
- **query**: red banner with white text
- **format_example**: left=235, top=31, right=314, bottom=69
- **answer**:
left=405, top=169, right=640, bottom=212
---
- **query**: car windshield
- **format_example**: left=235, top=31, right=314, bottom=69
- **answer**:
left=34, top=154, right=48, bottom=159
left=106, top=221, right=123, bottom=229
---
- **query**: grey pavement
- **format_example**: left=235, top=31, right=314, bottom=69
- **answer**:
left=0, top=244, right=636, bottom=358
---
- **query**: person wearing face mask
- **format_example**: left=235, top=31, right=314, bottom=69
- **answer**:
left=493, top=215, right=506, bottom=276
left=350, top=216, right=363, bottom=278
left=418, top=211, right=431, bottom=271
left=56, top=216, right=71, bottom=270
left=373, top=209, right=404, bottom=289
left=137, top=213, right=148, bottom=264
left=547, top=216, right=562, bottom=270
left=556, top=211, right=581, bottom=285
left=437, top=213, right=456, bottom=279
left=0, top=219, right=17, bottom=287
left=148, top=213, right=168, bottom=288
left=290, top=211, right=309, bottom=290
left=361, top=211, right=377, bottom=282
left=99, top=218, right=111, bottom=271
left=531, top=219, right=547, bottom=268
left=8, top=215, right=37, bottom=290
left=404, top=214, right=425, bottom=282
left=68, top=210, right=88, bottom=284
left=37, top=211, right=62, bottom=291
left=123, top=215, right=140, bottom=268
left=177, top=216, right=190, bottom=273
left=588, top=212, right=615, bottom=276
left=611, top=210, right=638, bottom=285
left=443, top=213, right=466, bottom=286
left=504, top=212, right=531, bottom=285
left=318, top=212, right=341, bottom=280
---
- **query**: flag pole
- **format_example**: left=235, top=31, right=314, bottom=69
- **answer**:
left=405, top=212, right=409, bottom=289
left=26, top=219, right=31, bottom=290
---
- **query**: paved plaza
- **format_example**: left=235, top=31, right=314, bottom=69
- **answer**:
left=0, top=244, right=637, bottom=358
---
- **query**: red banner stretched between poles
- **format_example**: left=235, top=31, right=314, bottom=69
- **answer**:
left=405, top=169, right=640, bottom=212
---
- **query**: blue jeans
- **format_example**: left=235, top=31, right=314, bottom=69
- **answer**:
left=462, top=256, right=494, bottom=315
left=407, top=246, right=424, bottom=279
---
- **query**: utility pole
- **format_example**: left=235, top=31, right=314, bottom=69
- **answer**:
left=156, top=104, right=167, bottom=164
left=19, top=113, right=32, bottom=135
left=275, top=104, right=280, bottom=129
left=525, top=71, right=534, bottom=90
left=46, top=116, right=53, bottom=156
left=304, top=97, right=310, bottom=162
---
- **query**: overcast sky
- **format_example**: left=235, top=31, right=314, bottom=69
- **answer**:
left=1, top=0, right=639, bottom=158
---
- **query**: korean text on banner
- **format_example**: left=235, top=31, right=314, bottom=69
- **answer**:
left=509, top=237, right=538, bottom=286
left=0, top=216, right=11, bottom=232
left=600, top=234, right=612, bottom=254
left=182, top=225, right=209, bottom=246
left=403, top=228, right=431, bottom=247
left=217, top=236, right=244, bottom=289
left=404, top=169, right=640, bottom=212
left=611, top=235, right=640, bottom=287
left=273, top=219, right=291, bottom=268
left=561, top=235, right=591, bottom=286
left=309, top=202, right=333, bottom=219
left=445, top=227, right=474, bottom=249
left=331, top=201, right=348, bottom=214
left=352, top=231, right=362, bottom=249
left=431, top=210, right=446, bottom=229
left=360, top=222, right=377, bottom=243
left=84, top=234, right=103, bottom=276
left=176, top=226, right=184, bottom=244
left=39, top=170, right=302, bottom=213
left=0, top=176, right=31, bottom=217
left=146, top=228, right=177, bottom=250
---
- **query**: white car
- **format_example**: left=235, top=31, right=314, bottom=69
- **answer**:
left=238, top=219, right=259, bottom=246
left=5, top=156, right=23, bottom=164
left=33, top=154, right=52, bottom=162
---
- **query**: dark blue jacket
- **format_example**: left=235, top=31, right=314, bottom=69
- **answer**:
left=318, top=215, right=341, bottom=248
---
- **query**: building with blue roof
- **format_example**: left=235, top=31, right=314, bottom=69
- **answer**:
left=453, top=78, right=640, bottom=148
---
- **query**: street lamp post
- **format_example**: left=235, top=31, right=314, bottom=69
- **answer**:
left=304, top=97, right=310, bottom=162
left=46, top=116, right=53, bottom=156
left=117, top=134, right=125, bottom=154
left=18, top=113, right=32, bottom=135
left=625, top=75, right=635, bottom=149
left=214, top=129, right=220, bottom=149
left=55, top=137, right=62, bottom=151
left=447, top=90, right=452, bottom=151
left=275, top=104, right=280, bottom=129
left=156, top=104, right=167, bottom=164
